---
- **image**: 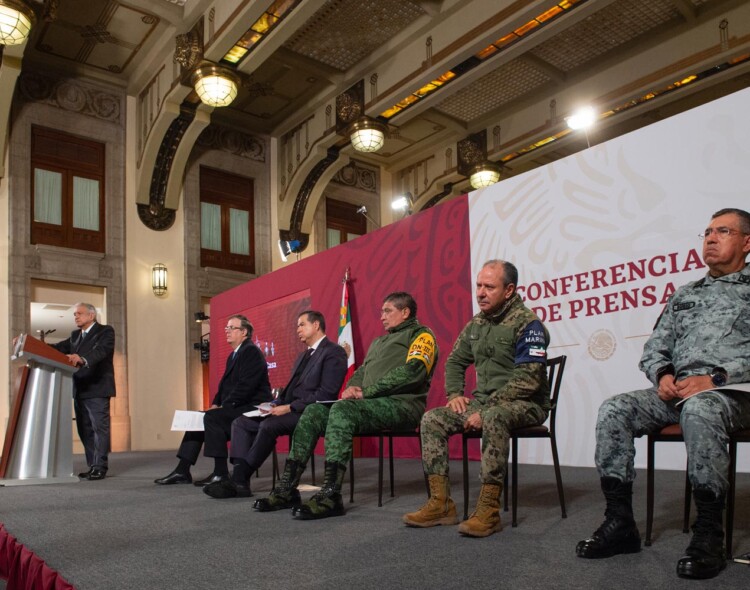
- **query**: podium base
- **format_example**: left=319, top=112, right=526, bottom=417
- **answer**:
left=0, top=475, right=80, bottom=487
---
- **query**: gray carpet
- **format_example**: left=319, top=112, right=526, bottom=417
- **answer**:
left=0, top=451, right=748, bottom=590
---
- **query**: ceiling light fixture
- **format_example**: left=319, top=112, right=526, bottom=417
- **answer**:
left=469, top=163, right=501, bottom=190
left=349, top=117, right=387, bottom=153
left=192, top=64, right=241, bottom=107
left=0, top=0, right=36, bottom=46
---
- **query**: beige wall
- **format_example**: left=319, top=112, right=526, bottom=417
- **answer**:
left=125, top=95, right=188, bottom=451
left=0, top=148, right=9, bottom=441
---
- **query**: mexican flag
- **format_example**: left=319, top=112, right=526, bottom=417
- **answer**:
left=338, top=278, right=356, bottom=389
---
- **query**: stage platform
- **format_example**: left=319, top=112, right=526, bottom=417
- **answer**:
left=0, top=451, right=748, bottom=589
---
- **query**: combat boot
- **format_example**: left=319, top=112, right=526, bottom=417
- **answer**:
left=293, top=461, right=346, bottom=520
left=676, top=486, right=726, bottom=579
left=253, top=459, right=304, bottom=512
left=403, top=474, right=458, bottom=527
left=458, top=482, right=502, bottom=537
left=576, top=477, right=641, bottom=558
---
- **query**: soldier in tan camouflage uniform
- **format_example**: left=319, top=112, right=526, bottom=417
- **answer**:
left=577, top=208, right=750, bottom=580
left=403, top=260, right=550, bottom=537
left=254, top=291, right=438, bottom=520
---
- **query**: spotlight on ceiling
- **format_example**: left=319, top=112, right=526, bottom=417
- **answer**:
left=192, top=64, right=241, bottom=107
left=566, top=106, right=596, bottom=130
left=0, top=0, right=35, bottom=46
left=349, top=117, right=387, bottom=153
left=278, top=239, right=301, bottom=262
left=391, top=193, right=413, bottom=215
left=469, top=163, right=501, bottom=190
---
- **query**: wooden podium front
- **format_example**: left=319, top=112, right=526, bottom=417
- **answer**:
left=0, top=334, right=80, bottom=486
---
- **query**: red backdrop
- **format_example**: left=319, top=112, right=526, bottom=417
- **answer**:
left=211, top=196, right=476, bottom=458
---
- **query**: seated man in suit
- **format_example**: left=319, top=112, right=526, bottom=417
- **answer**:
left=254, top=292, right=438, bottom=519
left=51, top=302, right=116, bottom=481
left=204, top=310, right=347, bottom=498
left=155, top=314, right=272, bottom=486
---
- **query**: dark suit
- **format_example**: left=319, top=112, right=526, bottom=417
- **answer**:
left=52, top=322, right=115, bottom=471
left=178, top=338, right=272, bottom=463
left=230, top=336, right=347, bottom=470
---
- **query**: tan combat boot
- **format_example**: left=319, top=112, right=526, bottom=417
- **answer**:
left=458, top=482, right=502, bottom=537
left=402, top=474, right=459, bottom=527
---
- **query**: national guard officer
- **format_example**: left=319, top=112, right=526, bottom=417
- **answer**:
left=577, top=208, right=750, bottom=580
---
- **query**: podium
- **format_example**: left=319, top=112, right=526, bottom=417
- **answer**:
left=0, top=334, right=80, bottom=486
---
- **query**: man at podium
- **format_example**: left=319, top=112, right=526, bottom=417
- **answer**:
left=51, top=303, right=115, bottom=481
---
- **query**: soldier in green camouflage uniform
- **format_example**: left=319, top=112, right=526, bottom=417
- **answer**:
left=577, top=208, right=750, bottom=581
left=403, top=260, right=550, bottom=537
left=254, top=291, right=438, bottom=519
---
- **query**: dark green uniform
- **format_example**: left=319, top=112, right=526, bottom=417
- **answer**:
left=288, top=316, right=437, bottom=465
left=421, top=294, right=549, bottom=484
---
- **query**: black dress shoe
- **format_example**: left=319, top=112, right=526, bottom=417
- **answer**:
left=87, top=468, right=107, bottom=481
left=78, top=468, right=93, bottom=479
left=204, top=479, right=252, bottom=499
left=154, top=470, right=192, bottom=485
left=193, top=473, right=229, bottom=487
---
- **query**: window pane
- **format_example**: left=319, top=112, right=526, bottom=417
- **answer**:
left=72, top=176, right=100, bottom=230
left=229, top=208, right=249, bottom=255
left=201, top=202, right=222, bottom=250
left=327, top=228, right=341, bottom=248
left=33, top=168, right=62, bottom=225
left=346, top=232, right=361, bottom=242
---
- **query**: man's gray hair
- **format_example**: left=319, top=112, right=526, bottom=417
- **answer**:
left=482, top=259, right=519, bottom=286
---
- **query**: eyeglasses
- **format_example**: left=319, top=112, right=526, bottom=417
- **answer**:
left=224, top=325, right=243, bottom=331
left=698, top=227, right=746, bottom=240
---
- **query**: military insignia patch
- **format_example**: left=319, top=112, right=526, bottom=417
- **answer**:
left=407, top=332, right=436, bottom=373
left=673, top=301, right=695, bottom=311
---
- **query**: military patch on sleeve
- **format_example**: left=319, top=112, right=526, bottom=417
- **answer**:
left=515, top=319, right=548, bottom=364
left=407, top=332, right=436, bottom=373
left=672, top=301, right=695, bottom=311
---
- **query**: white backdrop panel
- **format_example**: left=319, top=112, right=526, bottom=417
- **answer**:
left=468, top=86, right=750, bottom=473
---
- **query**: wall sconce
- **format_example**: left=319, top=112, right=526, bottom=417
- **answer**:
left=278, top=239, right=301, bottom=262
left=152, top=263, right=168, bottom=296
left=194, top=311, right=210, bottom=323
left=349, top=117, right=387, bottom=153
left=469, top=163, right=501, bottom=189
left=391, top=193, right=413, bottom=215
left=0, top=0, right=36, bottom=46
left=192, top=64, right=240, bottom=107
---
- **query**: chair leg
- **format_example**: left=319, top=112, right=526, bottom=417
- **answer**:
left=503, top=471, right=509, bottom=512
left=645, top=436, right=655, bottom=547
left=511, top=436, right=518, bottom=527
left=550, top=433, right=567, bottom=518
left=310, top=453, right=316, bottom=486
left=462, top=434, right=470, bottom=521
left=682, top=469, right=691, bottom=534
left=388, top=435, right=395, bottom=499
left=272, top=446, right=279, bottom=489
left=377, top=435, right=384, bottom=508
left=349, top=455, right=355, bottom=503
left=726, top=439, right=738, bottom=559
